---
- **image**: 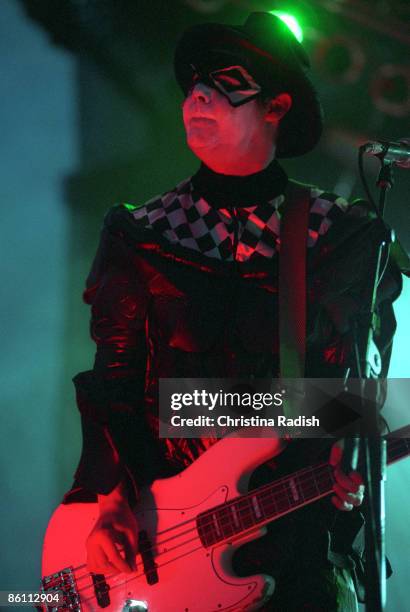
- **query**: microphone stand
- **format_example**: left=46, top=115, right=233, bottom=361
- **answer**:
left=351, top=157, right=395, bottom=611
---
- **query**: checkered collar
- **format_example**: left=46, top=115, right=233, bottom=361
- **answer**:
left=191, top=159, right=288, bottom=209
left=124, top=175, right=348, bottom=263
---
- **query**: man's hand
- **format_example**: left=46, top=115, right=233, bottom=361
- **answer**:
left=86, top=487, right=138, bottom=575
left=329, top=441, right=365, bottom=511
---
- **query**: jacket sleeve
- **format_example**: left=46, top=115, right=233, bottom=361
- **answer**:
left=303, top=199, right=403, bottom=594
left=69, top=207, right=150, bottom=500
left=307, top=199, right=403, bottom=381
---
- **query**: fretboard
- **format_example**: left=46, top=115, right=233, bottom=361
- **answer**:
left=197, top=426, right=410, bottom=548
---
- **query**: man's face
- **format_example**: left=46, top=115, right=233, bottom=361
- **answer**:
left=182, top=66, right=271, bottom=167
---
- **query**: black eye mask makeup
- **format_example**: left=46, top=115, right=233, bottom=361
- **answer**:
left=188, top=63, right=262, bottom=107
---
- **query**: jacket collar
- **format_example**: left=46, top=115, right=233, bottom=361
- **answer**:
left=191, top=159, right=288, bottom=208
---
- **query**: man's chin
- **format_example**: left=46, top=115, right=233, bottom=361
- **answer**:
left=187, top=138, right=219, bottom=156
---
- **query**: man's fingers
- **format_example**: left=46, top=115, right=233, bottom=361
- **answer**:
left=349, top=471, right=364, bottom=486
left=102, top=535, right=134, bottom=574
left=87, top=530, right=133, bottom=575
left=333, top=482, right=364, bottom=508
left=87, top=551, right=117, bottom=576
left=331, top=495, right=353, bottom=512
left=116, top=527, right=138, bottom=570
left=329, top=442, right=343, bottom=467
left=87, top=542, right=119, bottom=575
left=116, top=523, right=138, bottom=551
left=329, top=441, right=365, bottom=511
left=334, top=468, right=363, bottom=493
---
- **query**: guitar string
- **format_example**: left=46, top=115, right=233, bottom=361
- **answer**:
left=77, top=487, right=334, bottom=601
left=73, top=530, right=207, bottom=588
left=76, top=489, right=331, bottom=600
left=68, top=435, right=407, bottom=588
left=62, top=462, right=337, bottom=594
left=60, top=438, right=408, bottom=598
left=73, top=489, right=336, bottom=601
left=77, top=543, right=206, bottom=604
left=69, top=463, right=406, bottom=604
left=66, top=437, right=407, bottom=582
left=67, top=460, right=332, bottom=577
left=194, top=436, right=409, bottom=543
left=65, top=464, right=332, bottom=592
left=71, top=434, right=409, bottom=580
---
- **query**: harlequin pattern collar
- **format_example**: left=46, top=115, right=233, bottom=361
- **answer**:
left=127, top=173, right=348, bottom=263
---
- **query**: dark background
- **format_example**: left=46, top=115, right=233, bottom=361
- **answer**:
left=0, top=0, right=409, bottom=608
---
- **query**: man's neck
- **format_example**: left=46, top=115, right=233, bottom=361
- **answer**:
left=202, top=157, right=274, bottom=176
left=195, top=145, right=276, bottom=177
left=191, top=158, right=288, bottom=208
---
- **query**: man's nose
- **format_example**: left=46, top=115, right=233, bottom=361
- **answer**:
left=191, top=81, right=213, bottom=103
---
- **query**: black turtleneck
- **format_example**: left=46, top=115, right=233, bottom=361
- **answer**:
left=191, top=159, right=288, bottom=209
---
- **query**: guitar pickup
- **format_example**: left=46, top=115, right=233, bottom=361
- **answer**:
left=91, top=573, right=110, bottom=608
left=138, top=530, right=158, bottom=585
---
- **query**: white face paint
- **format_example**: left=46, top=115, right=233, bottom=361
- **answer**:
left=182, top=79, right=286, bottom=175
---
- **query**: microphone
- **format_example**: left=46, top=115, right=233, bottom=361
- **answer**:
left=361, top=139, right=410, bottom=169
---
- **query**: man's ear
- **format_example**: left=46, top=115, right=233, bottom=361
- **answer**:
left=265, top=93, right=292, bottom=122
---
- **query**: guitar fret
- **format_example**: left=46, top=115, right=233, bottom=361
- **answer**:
left=261, top=489, right=275, bottom=516
left=236, top=497, right=257, bottom=530
left=278, top=481, right=294, bottom=509
left=312, top=471, right=321, bottom=496
left=288, top=478, right=300, bottom=503
left=197, top=515, right=217, bottom=547
left=231, top=505, right=240, bottom=529
left=258, top=479, right=303, bottom=520
left=196, top=429, right=410, bottom=549
left=258, top=492, right=275, bottom=517
left=251, top=495, right=263, bottom=519
left=265, top=481, right=293, bottom=514
left=313, top=465, right=333, bottom=496
left=217, top=507, right=235, bottom=538
left=298, top=467, right=324, bottom=500
left=211, top=513, right=221, bottom=538
left=295, top=473, right=306, bottom=502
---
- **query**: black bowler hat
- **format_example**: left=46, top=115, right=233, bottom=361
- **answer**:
left=174, top=12, right=323, bottom=158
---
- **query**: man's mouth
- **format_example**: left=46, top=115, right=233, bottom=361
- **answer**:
left=189, top=115, right=216, bottom=122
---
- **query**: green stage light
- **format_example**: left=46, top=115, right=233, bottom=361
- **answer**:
left=270, top=11, right=304, bottom=43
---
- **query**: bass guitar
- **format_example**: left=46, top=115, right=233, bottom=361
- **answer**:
left=40, top=426, right=410, bottom=611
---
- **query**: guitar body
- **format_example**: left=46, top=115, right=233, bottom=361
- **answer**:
left=42, top=435, right=281, bottom=611
left=42, top=426, right=410, bottom=611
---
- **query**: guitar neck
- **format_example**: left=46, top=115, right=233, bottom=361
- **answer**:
left=197, top=426, right=410, bottom=547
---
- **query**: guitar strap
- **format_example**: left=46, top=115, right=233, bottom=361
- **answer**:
left=279, top=180, right=311, bottom=400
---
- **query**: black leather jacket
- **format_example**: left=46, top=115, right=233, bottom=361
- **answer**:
left=67, top=171, right=402, bottom=500
left=63, top=165, right=403, bottom=596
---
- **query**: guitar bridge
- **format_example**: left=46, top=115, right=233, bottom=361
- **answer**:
left=41, top=567, right=80, bottom=611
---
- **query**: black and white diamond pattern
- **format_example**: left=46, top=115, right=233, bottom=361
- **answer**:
left=129, top=178, right=349, bottom=262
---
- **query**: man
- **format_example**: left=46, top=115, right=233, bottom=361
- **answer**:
left=66, top=12, right=401, bottom=610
